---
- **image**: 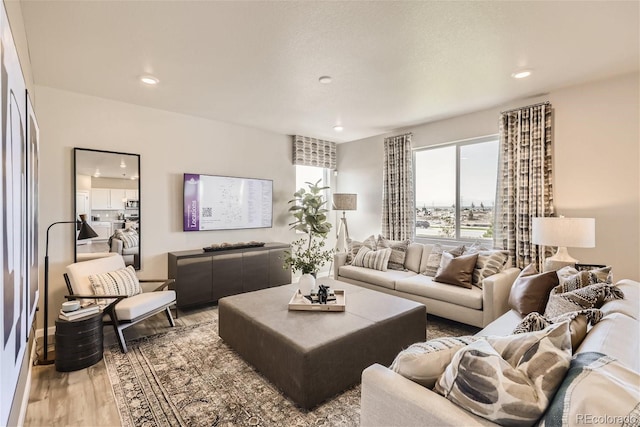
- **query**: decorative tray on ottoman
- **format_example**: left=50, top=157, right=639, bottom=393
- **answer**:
left=288, top=289, right=346, bottom=312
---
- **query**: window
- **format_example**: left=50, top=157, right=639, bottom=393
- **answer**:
left=295, top=165, right=330, bottom=193
left=414, top=136, right=499, bottom=241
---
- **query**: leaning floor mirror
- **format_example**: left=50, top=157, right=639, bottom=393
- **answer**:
left=74, top=148, right=141, bottom=269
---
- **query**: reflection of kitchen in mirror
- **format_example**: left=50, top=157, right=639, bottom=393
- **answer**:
left=74, top=148, right=141, bottom=269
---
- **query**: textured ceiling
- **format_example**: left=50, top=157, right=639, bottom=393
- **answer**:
left=21, top=1, right=639, bottom=143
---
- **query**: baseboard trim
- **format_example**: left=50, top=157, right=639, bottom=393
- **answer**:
left=17, top=340, right=36, bottom=426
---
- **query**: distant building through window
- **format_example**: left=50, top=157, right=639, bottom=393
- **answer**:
left=414, top=135, right=499, bottom=242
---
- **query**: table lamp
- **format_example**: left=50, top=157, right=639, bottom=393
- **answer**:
left=332, top=193, right=357, bottom=252
left=532, top=217, right=595, bottom=272
left=36, top=215, right=98, bottom=365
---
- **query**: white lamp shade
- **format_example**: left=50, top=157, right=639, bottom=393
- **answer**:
left=531, top=217, right=595, bottom=248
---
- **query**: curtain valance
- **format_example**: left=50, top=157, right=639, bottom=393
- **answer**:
left=292, top=135, right=337, bottom=169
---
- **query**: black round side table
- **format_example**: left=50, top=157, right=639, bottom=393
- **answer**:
left=55, top=312, right=104, bottom=372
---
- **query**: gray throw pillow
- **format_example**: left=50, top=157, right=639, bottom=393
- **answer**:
left=422, top=244, right=465, bottom=277
left=435, top=321, right=572, bottom=426
left=434, top=252, right=478, bottom=289
left=390, top=336, right=480, bottom=388
left=472, top=250, right=509, bottom=288
left=346, top=235, right=376, bottom=264
left=376, top=236, right=410, bottom=271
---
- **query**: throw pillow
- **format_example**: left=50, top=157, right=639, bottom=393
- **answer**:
left=389, top=336, right=480, bottom=388
left=422, top=244, right=465, bottom=277
left=376, top=236, right=410, bottom=271
left=352, top=246, right=392, bottom=271
left=346, top=235, right=376, bottom=264
left=513, top=309, right=603, bottom=352
left=538, top=352, right=640, bottom=427
left=544, top=282, right=624, bottom=318
left=434, top=252, right=478, bottom=289
left=556, top=265, right=613, bottom=293
left=114, top=228, right=139, bottom=249
left=88, top=265, right=141, bottom=306
left=472, top=250, right=510, bottom=289
left=508, top=264, right=559, bottom=316
left=435, top=322, right=572, bottom=426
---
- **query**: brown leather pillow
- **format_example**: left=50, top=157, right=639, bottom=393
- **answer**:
left=434, top=252, right=479, bottom=289
left=508, top=264, right=559, bottom=316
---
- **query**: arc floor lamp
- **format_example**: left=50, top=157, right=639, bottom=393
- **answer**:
left=36, top=215, right=97, bottom=365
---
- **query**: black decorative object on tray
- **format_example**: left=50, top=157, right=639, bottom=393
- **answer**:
left=289, top=287, right=345, bottom=311
left=203, top=241, right=265, bottom=252
left=308, top=284, right=336, bottom=304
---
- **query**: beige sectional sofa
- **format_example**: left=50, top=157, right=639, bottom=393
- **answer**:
left=360, top=279, right=640, bottom=426
left=333, top=242, right=520, bottom=328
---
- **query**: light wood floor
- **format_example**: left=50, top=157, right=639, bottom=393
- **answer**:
left=25, top=305, right=216, bottom=427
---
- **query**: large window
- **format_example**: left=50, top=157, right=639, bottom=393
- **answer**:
left=414, top=136, right=499, bottom=241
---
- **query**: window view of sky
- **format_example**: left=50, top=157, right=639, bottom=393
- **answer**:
left=415, top=140, right=498, bottom=208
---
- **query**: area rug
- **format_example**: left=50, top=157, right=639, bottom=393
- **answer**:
left=104, top=311, right=478, bottom=427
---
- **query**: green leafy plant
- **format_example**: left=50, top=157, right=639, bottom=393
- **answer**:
left=282, top=179, right=334, bottom=274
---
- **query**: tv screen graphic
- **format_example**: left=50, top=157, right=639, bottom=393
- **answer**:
left=183, top=173, right=273, bottom=231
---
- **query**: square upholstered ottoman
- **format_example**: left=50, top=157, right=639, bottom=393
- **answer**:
left=218, top=279, right=426, bottom=409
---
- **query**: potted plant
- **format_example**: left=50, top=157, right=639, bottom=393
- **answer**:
left=283, top=179, right=333, bottom=293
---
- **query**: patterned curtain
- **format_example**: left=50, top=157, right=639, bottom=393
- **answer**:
left=382, top=133, right=415, bottom=240
left=292, top=135, right=336, bottom=169
left=494, top=103, right=554, bottom=270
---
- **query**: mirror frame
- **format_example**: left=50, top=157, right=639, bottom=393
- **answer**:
left=73, top=148, right=141, bottom=269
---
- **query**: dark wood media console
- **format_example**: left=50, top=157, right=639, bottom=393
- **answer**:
left=168, top=242, right=291, bottom=309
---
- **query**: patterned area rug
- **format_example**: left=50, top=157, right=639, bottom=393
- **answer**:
left=104, top=311, right=478, bottom=427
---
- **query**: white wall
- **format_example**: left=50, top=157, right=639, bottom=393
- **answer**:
left=338, top=72, right=640, bottom=281
left=35, top=86, right=298, bottom=328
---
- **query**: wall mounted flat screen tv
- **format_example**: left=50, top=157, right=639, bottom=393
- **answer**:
left=183, top=173, right=273, bottom=231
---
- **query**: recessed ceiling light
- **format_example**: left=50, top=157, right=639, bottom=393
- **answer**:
left=511, top=69, right=532, bottom=79
left=140, top=75, right=159, bottom=85
left=120, top=160, right=127, bottom=168
left=333, top=125, right=344, bottom=132
left=319, top=76, right=332, bottom=84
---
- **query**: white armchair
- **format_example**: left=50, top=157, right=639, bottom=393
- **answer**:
left=109, top=230, right=139, bottom=267
left=63, top=254, right=176, bottom=353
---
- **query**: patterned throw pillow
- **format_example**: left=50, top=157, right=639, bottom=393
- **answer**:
left=513, top=309, right=603, bottom=351
left=556, top=265, right=613, bottom=292
left=435, top=321, right=572, bottom=426
left=114, top=228, right=139, bottom=249
left=89, top=265, right=141, bottom=306
left=352, top=246, right=392, bottom=271
left=434, top=252, right=478, bottom=289
left=422, top=244, right=465, bottom=277
left=390, top=336, right=480, bottom=388
left=544, top=282, right=624, bottom=318
left=346, top=235, right=376, bottom=264
left=538, top=353, right=640, bottom=427
left=472, top=250, right=510, bottom=288
left=376, top=236, right=410, bottom=271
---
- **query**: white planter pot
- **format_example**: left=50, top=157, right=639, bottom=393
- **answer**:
left=298, top=273, right=316, bottom=295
